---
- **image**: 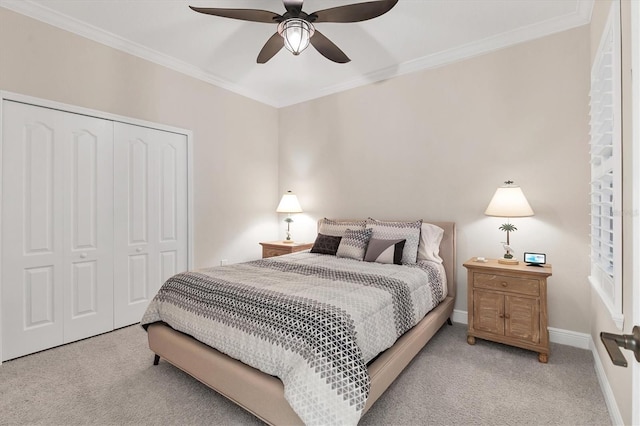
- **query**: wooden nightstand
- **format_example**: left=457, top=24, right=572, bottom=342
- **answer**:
left=259, top=241, right=313, bottom=259
left=463, top=258, right=553, bottom=363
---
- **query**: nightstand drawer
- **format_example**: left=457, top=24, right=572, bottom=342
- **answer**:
left=260, top=241, right=313, bottom=259
left=474, top=273, right=540, bottom=296
left=263, top=247, right=286, bottom=258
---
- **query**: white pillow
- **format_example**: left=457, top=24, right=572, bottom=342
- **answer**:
left=417, top=223, right=444, bottom=263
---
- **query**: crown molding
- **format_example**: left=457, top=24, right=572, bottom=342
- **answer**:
left=276, top=0, right=595, bottom=107
left=1, top=0, right=594, bottom=108
left=0, top=0, right=276, bottom=106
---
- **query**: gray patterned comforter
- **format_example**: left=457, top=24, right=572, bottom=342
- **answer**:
left=141, top=251, right=446, bottom=425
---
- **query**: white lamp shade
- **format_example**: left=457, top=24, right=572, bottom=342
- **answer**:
left=484, top=184, right=534, bottom=217
left=276, top=191, right=303, bottom=213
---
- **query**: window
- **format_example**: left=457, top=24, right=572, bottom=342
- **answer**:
left=589, top=1, right=623, bottom=329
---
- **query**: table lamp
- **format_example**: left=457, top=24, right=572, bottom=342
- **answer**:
left=276, top=190, right=303, bottom=243
left=484, top=180, right=534, bottom=264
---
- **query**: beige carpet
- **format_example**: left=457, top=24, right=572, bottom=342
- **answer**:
left=0, top=323, right=610, bottom=425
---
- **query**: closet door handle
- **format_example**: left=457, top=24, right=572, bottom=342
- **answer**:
left=136, top=247, right=143, bottom=253
left=80, top=253, right=88, bottom=259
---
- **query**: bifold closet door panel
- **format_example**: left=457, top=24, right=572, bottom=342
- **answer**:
left=113, top=123, right=188, bottom=328
left=61, top=110, right=114, bottom=344
left=1, top=101, right=114, bottom=361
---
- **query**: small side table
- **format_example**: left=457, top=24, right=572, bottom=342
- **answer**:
left=260, top=241, right=313, bottom=259
left=463, top=257, right=552, bottom=363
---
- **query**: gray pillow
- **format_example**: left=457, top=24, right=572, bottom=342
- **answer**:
left=364, top=238, right=406, bottom=265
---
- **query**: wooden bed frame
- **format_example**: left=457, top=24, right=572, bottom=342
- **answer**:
left=147, top=221, right=456, bottom=425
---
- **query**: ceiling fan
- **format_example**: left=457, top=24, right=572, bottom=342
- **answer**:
left=189, top=0, right=399, bottom=64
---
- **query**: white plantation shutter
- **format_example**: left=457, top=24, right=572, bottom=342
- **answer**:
left=589, top=1, right=623, bottom=329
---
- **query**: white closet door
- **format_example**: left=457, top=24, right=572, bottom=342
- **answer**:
left=113, top=123, right=188, bottom=328
left=62, top=110, right=114, bottom=343
left=1, top=101, right=114, bottom=361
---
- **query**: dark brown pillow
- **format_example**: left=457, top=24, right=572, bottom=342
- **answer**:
left=310, top=233, right=343, bottom=255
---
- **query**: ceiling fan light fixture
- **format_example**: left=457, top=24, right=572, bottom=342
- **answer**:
left=190, top=0, right=398, bottom=63
left=278, top=18, right=315, bottom=55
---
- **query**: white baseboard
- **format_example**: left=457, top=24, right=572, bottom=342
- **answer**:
left=547, top=326, right=591, bottom=349
left=451, top=310, right=590, bottom=349
left=590, top=337, right=624, bottom=425
left=451, top=309, right=467, bottom=325
left=451, top=309, right=623, bottom=425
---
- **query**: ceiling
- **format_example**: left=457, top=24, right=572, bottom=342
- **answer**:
left=2, top=0, right=593, bottom=107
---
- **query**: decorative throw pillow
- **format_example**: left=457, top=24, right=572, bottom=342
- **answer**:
left=417, top=223, right=445, bottom=263
left=318, top=218, right=366, bottom=237
left=336, top=228, right=373, bottom=261
left=364, top=239, right=406, bottom=265
left=366, top=218, right=422, bottom=264
left=310, top=233, right=342, bottom=255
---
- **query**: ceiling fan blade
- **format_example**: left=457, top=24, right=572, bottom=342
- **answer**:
left=310, top=0, right=398, bottom=23
left=283, top=0, right=304, bottom=15
left=257, top=32, right=285, bottom=63
left=189, top=6, right=280, bottom=23
left=310, top=30, right=350, bottom=63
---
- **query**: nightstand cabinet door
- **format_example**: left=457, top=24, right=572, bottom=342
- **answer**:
left=473, top=290, right=505, bottom=335
left=505, top=295, right=540, bottom=343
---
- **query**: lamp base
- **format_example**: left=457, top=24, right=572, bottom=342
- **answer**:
left=282, top=240, right=294, bottom=244
left=498, top=258, right=519, bottom=265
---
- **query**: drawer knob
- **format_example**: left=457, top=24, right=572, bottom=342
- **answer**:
left=501, top=281, right=508, bottom=287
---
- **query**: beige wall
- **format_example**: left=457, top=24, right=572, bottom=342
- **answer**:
left=589, top=1, right=635, bottom=424
left=279, top=26, right=592, bottom=334
left=2, top=3, right=634, bottom=421
left=0, top=7, right=280, bottom=268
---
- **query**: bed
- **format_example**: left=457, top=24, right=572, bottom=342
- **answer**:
left=143, top=219, right=456, bottom=425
